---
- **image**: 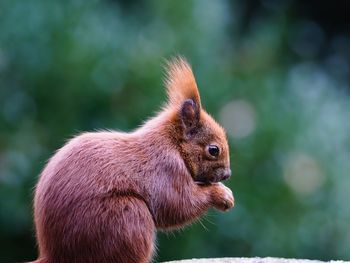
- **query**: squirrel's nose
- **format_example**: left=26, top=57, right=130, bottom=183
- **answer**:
left=221, top=169, right=231, bottom=181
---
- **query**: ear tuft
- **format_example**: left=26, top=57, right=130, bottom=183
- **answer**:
left=164, top=56, right=201, bottom=108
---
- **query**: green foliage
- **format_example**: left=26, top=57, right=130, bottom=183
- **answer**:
left=0, top=0, right=349, bottom=262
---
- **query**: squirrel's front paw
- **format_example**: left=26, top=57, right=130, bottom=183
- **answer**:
left=211, top=183, right=234, bottom=212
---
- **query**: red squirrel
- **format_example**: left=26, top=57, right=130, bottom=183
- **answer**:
left=32, top=57, right=234, bottom=263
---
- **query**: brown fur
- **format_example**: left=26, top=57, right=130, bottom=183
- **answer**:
left=32, top=57, right=234, bottom=263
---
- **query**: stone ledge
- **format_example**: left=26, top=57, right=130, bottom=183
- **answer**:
left=163, top=257, right=349, bottom=263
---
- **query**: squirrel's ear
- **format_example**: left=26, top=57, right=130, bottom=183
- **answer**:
left=164, top=56, right=201, bottom=108
left=181, top=98, right=200, bottom=132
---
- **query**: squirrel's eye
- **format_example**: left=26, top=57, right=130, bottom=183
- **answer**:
left=207, top=145, right=220, bottom=158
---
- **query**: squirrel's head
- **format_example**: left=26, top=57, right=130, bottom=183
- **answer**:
left=164, top=57, right=231, bottom=184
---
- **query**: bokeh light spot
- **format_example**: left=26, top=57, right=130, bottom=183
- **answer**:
left=283, top=153, right=325, bottom=196
left=219, top=100, right=256, bottom=139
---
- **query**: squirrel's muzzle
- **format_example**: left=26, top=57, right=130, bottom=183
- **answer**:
left=195, top=167, right=231, bottom=184
left=221, top=168, right=231, bottom=181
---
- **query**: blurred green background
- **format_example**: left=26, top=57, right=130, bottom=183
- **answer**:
left=1, top=0, right=350, bottom=262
